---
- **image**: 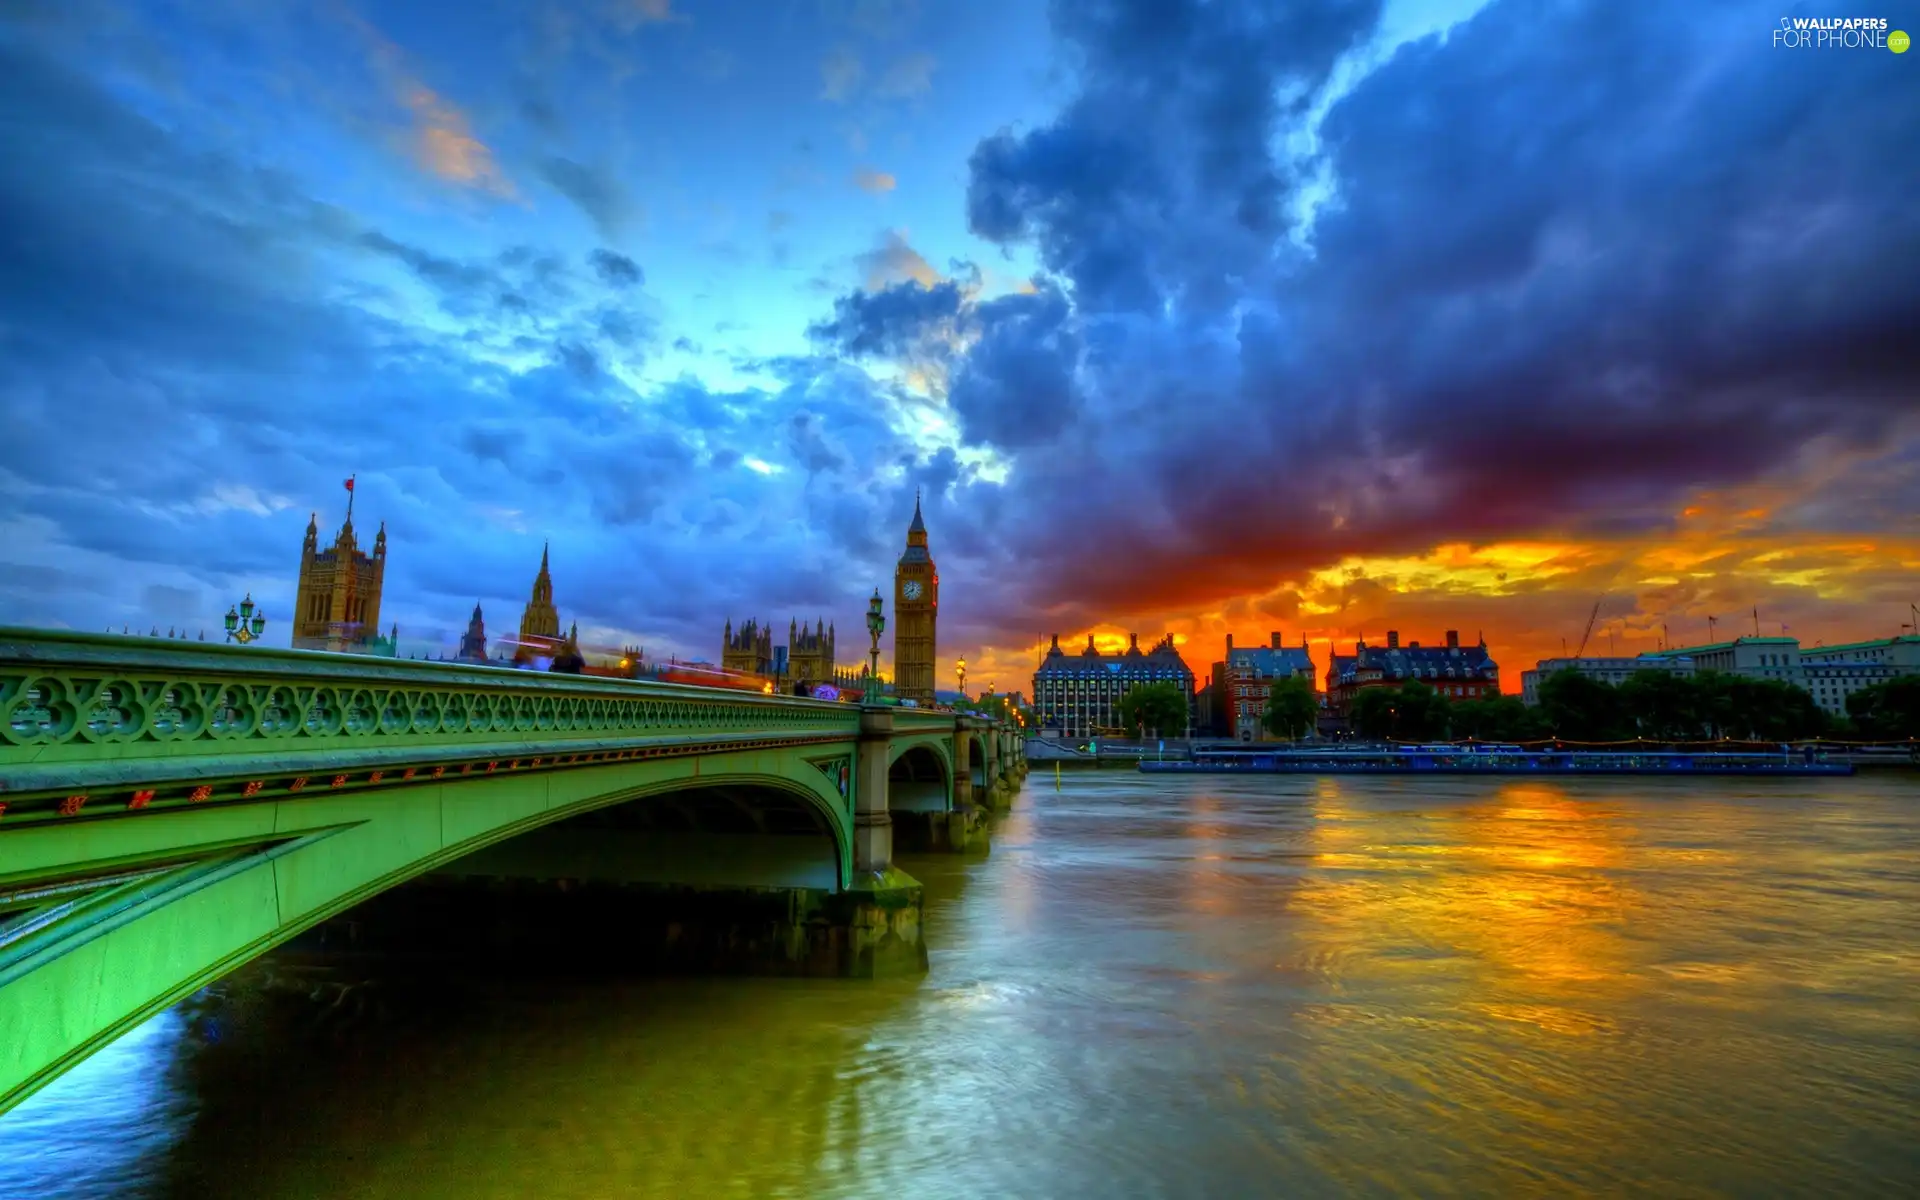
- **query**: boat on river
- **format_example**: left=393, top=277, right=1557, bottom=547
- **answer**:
left=1140, top=746, right=1856, bottom=776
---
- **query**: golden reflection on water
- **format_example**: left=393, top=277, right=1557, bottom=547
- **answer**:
left=1182, top=786, right=1236, bottom=917
left=5, top=773, right=1920, bottom=1199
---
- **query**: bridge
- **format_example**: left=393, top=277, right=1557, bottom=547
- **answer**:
left=0, top=629, right=1026, bottom=1115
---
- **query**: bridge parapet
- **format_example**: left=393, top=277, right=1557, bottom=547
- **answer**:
left=0, top=629, right=862, bottom=821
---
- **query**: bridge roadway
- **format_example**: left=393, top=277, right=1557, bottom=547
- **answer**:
left=0, top=629, right=1026, bottom=1115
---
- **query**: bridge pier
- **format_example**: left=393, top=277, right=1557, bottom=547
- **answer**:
left=951, top=725, right=975, bottom=810
left=890, top=806, right=989, bottom=853
left=972, top=719, right=1020, bottom=813
left=834, top=705, right=929, bottom=974
left=980, top=727, right=1007, bottom=812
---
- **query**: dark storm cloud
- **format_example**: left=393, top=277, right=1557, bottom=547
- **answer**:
left=807, top=278, right=968, bottom=359
left=946, top=284, right=1078, bottom=451
left=968, top=0, right=1380, bottom=315
left=895, top=0, right=1920, bottom=627
left=589, top=248, right=644, bottom=288
left=538, top=155, right=640, bottom=241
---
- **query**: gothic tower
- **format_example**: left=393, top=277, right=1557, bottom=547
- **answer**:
left=292, top=482, right=386, bottom=652
left=456, top=602, right=489, bottom=663
left=722, top=619, right=775, bottom=676
left=788, top=618, right=836, bottom=685
left=892, top=492, right=937, bottom=704
left=513, top=543, right=562, bottom=665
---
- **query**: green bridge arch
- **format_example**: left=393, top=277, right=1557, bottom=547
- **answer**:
left=886, top=734, right=954, bottom=813
left=0, top=628, right=1027, bottom=1115
left=0, top=744, right=858, bottom=1114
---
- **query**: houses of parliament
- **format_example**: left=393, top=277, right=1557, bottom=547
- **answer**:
left=720, top=494, right=940, bottom=702
left=289, top=484, right=941, bottom=702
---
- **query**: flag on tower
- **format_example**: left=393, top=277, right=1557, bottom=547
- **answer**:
left=344, top=476, right=355, bottom=492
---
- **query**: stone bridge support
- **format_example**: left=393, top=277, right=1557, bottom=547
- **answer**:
left=855, top=707, right=896, bottom=874
left=837, top=705, right=928, bottom=972
left=979, top=723, right=1008, bottom=812
left=951, top=725, right=974, bottom=810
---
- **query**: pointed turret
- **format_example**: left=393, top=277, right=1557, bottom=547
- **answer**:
left=513, top=542, right=562, bottom=663
left=549, top=619, right=586, bottom=674
left=374, top=520, right=387, bottom=558
left=531, top=541, right=554, bottom=604
left=458, top=601, right=489, bottom=662
left=303, top=512, right=319, bottom=556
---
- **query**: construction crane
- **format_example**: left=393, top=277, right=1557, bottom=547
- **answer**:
left=1572, top=598, right=1603, bottom=658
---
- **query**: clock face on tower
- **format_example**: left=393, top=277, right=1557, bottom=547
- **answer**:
left=902, top=580, right=923, bottom=601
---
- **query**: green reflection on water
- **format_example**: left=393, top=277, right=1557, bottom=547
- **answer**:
left=4, top=774, right=1920, bottom=1199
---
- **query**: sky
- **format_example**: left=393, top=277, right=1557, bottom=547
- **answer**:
left=1, top=0, right=1916, bottom=694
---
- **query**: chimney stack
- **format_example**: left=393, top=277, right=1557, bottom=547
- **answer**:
left=1446, top=630, right=1460, bottom=649
left=1387, top=630, right=1400, bottom=649
left=1270, top=631, right=1282, bottom=650
left=1225, top=633, right=1234, bottom=652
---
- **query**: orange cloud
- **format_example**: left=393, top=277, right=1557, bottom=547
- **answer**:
left=401, top=85, right=516, bottom=196
left=853, top=168, right=897, bottom=194
left=340, top=10, right=516, bottom=198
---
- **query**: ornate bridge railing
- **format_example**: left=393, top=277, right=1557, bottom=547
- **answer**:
left=0, top=630, right=871, bottom=825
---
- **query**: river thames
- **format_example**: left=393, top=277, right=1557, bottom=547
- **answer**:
left=4, top=772, right=1918, bottom=1198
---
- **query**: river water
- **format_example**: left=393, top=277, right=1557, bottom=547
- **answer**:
left=4, top=772, right=1919, bottom=1198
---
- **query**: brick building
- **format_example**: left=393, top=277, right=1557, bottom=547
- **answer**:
left=1217, top=632, right=1317, bottom=741
left=1326, top=630, right=1499, bottom=722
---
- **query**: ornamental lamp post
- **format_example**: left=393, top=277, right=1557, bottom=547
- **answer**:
left=957, top=656, right=967, bottom=700
left=864, top=589, right=885, bottom=703
left=224, top=593, right=267, bottom=644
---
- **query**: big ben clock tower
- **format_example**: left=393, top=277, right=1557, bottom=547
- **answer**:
left=892, top=491, right=937, bottom=705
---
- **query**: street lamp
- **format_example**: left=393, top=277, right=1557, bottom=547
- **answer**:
left=957, top=656, right=967, bottom=699
left=224, top=594, right=267, bottom=644
left=864, top=589, right=885, bottom=703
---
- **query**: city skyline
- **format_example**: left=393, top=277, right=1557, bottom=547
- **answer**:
left=1, top=1, right=1915, bottom=692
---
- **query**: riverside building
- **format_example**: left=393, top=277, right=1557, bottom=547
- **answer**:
left=1217, top=633, right=1317, bottom=742
left=1034, top=632, right=1196, bottom=738
left=1524, top=633, right=1918, bottom=718
left=1326, top=630, right=1499, bottom=721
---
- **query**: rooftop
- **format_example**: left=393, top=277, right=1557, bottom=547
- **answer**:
left=1227, top=645, right=1313, bottom=675
left=1641, top=636, right=1797, bottom=658
left=1800, top=635, right=1918, bottom=655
